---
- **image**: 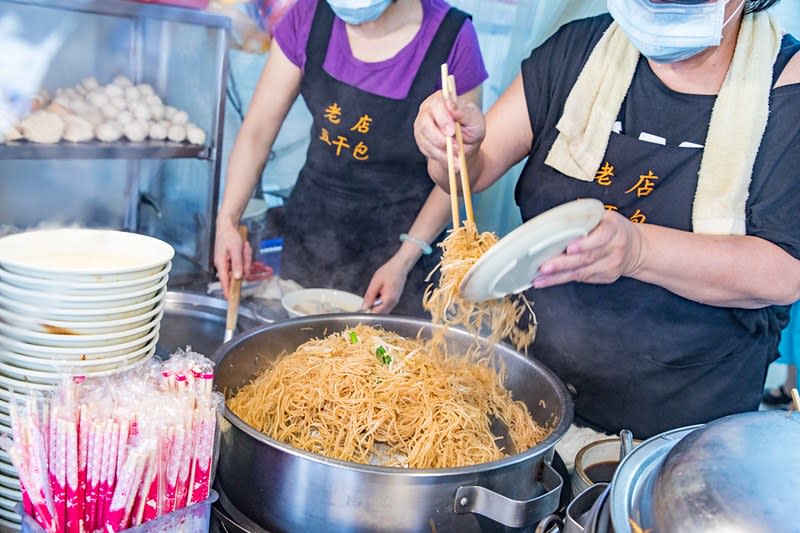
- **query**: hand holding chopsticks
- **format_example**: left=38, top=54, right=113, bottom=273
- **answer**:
left=440, top=63, right=475, bottom=229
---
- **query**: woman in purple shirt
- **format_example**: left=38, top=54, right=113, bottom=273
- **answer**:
left=214, top=0, right=487, bottom=316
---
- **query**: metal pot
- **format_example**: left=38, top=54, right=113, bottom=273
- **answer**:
left=213, top=314, right=574, bottom=532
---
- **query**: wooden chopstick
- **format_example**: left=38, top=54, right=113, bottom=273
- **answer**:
left=441, top=63, right=460, bottom=230
left=792, top=388, right=800, bottom=412
left=447, top=74, right=475, bottom=227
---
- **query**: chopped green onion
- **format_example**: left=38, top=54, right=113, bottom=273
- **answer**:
left=348, top=331, right=358, bottom=344
left=375, top=345, right=391, bottom=365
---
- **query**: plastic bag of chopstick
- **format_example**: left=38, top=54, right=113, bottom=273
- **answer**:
left=2, top=347, right=221, bottom=533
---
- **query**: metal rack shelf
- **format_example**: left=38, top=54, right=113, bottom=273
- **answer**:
left=0, top=141, right=211, bottom=160
left=1, top=0, right=230, bottom=27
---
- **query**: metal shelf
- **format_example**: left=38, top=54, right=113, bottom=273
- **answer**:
left=1, top=0, right=231, bottom=28
left=0, top=140, right=210, bottom=160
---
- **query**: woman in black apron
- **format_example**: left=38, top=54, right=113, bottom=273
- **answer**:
left=215, top=0, right=485, bottom=318
left=414, top=0, right=800, bottom=437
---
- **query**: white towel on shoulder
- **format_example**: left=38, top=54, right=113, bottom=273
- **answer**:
left=544, top=13, right=784, bottom=235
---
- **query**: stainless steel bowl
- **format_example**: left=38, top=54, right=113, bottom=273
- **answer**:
left=213, top=314, right=574, bottom=532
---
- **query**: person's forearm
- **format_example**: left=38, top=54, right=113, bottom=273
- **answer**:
left=632, top=224, right=800, bottom=308
left=217, top=130, right=276, bottom=226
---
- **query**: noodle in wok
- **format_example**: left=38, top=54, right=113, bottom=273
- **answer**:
left=228, top=324, right=549, bottom=468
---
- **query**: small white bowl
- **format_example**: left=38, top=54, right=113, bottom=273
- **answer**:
left=281, top=288, right=364, bottom=318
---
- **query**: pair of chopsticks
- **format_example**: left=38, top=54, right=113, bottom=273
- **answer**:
left=440, top=63, right=475, bottom=229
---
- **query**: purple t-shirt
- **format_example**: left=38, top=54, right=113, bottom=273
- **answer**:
left=273, top=0, right=487, bottom=100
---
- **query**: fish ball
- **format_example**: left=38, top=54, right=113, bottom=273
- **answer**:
left=130, top=102, right=151, bottom=122
left=124, top=121, right=147, bottom=142
left=167, top=124, right=186, bottom=143
left=86, top=90, right=109, bottom=108
left=116, top=110, right=134, bottom=125
left=136, top=84, right=155, bottom=97
left=148, top=121, right=168, bottom=141
left=63, top=115, right=94, bottom=142
left=110, top=96, right=127, bottom=111
left=149, top=104, right=165, bottom=120
left=100, top=104, right=119, bottom=119
left=81, top=77, right=100, bottom=91
left=105, top=84, right=123, bottom=98
left=124, top=86, right=140, bottom=102
left=96, top=121, right=122, bottom=142
left=171, top=110, right=188, bottom=125
left=186, top=124, right=206, bottom=145
left=112, top=75, right=133, bottom=88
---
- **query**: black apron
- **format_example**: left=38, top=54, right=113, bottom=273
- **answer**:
left=515, top=49, right=797, bottom=438
left=281, top=3, right=467, bottom=317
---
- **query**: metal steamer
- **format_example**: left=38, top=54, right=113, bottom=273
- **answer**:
left=213, top=315, right=574, bottom=532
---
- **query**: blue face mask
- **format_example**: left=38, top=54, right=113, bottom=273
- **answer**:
left=327, top=0, right=393, bottom=25
left=608, top=0, right=743, bottom=64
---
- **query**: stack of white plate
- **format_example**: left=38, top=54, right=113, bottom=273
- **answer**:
left=0, top=228, right=174, bottom=527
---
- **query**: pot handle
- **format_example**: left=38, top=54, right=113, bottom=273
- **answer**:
left=453, top=460, right=563, bottom=528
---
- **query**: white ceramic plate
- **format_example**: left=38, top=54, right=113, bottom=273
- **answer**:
left=0, top=310, right=162, bottom=348
left=0, top=347, right=155, bottom=384
left=281, top=288, right=364, bottom=318
left=0, top=474, right=20, bottom=492
left=0, top=492, right=19, bottom=510
left=4, top=334, right=159, bottom=371
left=0, top=262, right=171, bottom=294
left=460, top=198, right=605, bottom=302
left=0, top=274, right=167, bottom=308
left=0, top=504, right=20, bottom=522
left=0, top=325, right=158, bottom=358
left=0, top=285, right=166, bottom=322
left=0, top=457, right=15, bottom=481
left=0, top=299, right=165, bottom=335
left=0, top=228, right=174, bottom=280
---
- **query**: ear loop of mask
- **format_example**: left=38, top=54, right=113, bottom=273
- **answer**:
left=723, top=0, right=746, bottom=29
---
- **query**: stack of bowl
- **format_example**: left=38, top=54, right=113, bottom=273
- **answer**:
left=0, top=228, right=174, bottom=528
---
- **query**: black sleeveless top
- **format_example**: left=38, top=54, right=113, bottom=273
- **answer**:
left=280, top=3, right=468, bottom=316
left=516, top=14, right=800, bottom=437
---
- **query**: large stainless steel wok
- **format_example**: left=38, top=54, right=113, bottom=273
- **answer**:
left=214, top=315, right=573, bottom=532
